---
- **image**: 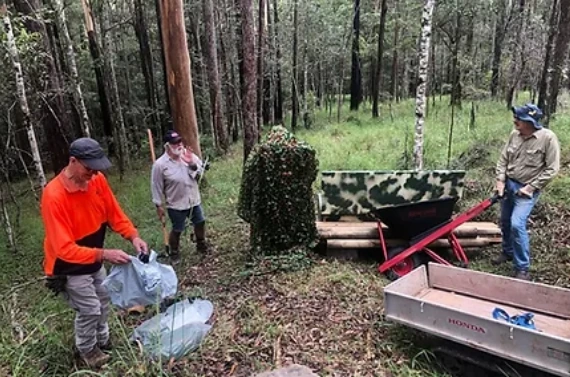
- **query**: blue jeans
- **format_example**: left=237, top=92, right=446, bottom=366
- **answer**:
left=167, top=205, right=206, bottom=233
left=500, top=179, right=539, bottom=272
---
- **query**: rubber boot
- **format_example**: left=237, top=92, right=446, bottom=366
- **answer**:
left=169, top=230, right=182, bottom=260
left=194, top=222, right=211, bottom=253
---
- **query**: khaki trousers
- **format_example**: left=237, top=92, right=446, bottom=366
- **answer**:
left=63, top=267, right=110, bottom=354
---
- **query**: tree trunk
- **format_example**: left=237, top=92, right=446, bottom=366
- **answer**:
left=505, top=0, right=526, bottom=109
left=133, top=0, right=160, bottom=132
left=154, top=0, right=171, bottom=123
left=14, top=0, right=74, bottom=174
left=257, top=0, right=265, bottom=134
left=102, top=5, right=129, bottom=175
left=372, top=0, right=388, bottom=118
left=272, top=0, right=284, bottom=124
left=490, top=0, right=508, bottom=97
left=158, top=0, right=202, bottom=158
left=350, top=0, right=362, bottom=110
left=221, top=0, right=241, bottom=143
left=82, top=0, right=115, bottom=150
left=545, top=0, right=570, bottom=121
left=53, top=0, right=91, bottom=138
left=390, top=5, right=399, bottom=101
left=2, top=6, right=47, bottom=189
left=188, top=14, right=211, bottom=137
left=413, top=0, right=436, bottom=171
left=240, top=0, right=258, bottom=161
left=264, top=0, right=273, bottom=125
left=538, top=0, right=559, bottom=111
left=450, top=12, right=462, bottom=108
left=203, top=0, right=229, bottom=153
left=291, top=0, right=299, bottom=130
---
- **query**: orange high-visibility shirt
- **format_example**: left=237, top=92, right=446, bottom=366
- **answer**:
left=40, top=171, right=138, bottom=276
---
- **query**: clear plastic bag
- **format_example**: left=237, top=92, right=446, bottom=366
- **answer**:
left=132, top=298, right=214, bottom=360
left=102, top=250, right=177, bottom=309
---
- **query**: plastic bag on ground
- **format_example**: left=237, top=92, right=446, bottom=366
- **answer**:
left=132, top=298, right=214, bottom=360
left=102, top=250, right=177, bottom=309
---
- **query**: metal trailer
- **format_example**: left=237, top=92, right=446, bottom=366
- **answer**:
left=383, top=262, right=570, bottom=377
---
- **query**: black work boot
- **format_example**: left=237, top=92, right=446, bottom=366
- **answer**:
left=169, top=230, right=182, bottom=260
left=491, top=253, right=512, bottom=266
left=194, top=222, right=212, bottom=254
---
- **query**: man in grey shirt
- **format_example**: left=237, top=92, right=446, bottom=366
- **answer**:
left=494, top=103, right=560, bottom=280
left=151, top=130, right=211, bottom=258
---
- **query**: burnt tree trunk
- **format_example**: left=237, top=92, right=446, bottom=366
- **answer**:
left=350, top=0, right=362, bottom=110
left=538, top=0, right=559, bottom=110
left=390, top=3, right=399, bottom=101
left=372, top=0, right=388, bottom=118
left=240, top=0, right=258, bottom=160
left=505, top=0, right=527, bottom=109
left=154, top=0, right=171, bottom=122
left=490, top=0, right=510, bottom=97
left=257, top=0, right=265, bottom=134
left=291, top=0, right=299, bottom=130
left=272, top=0, right=283, bottom=124
left=133, top=0, right=160, bottom=133
left=545, top=0, right=570, bottom=121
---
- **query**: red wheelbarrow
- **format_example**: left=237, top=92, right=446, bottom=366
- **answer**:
left=373, top=194, right=501, bottom=280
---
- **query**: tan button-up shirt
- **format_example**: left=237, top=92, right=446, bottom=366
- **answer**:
left=151, top=152, right=203, bottom=210
left=496, top=128, right=560, bottom=190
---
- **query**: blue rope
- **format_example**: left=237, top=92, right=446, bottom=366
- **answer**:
left=492, top=308, right=538, bottom=330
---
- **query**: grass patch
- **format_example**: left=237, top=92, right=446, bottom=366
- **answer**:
left=1, top=95, right=570, bottom=376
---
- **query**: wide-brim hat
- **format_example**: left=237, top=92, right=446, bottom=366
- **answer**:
left=512, top=103, right=543, bottom=130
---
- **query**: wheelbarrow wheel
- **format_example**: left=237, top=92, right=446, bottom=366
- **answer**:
left=385, top=246, right=424, bottom=281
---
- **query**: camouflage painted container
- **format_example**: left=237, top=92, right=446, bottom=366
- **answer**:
left=319, top=170, right=466, bottom=217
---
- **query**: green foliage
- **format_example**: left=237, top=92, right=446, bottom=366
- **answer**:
left=238, top=125, right=319, bottom=255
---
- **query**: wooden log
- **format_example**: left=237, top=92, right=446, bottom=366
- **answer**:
left=326, top=237, right=502, bottom=249
left=317, top=221, right=501, bottom=239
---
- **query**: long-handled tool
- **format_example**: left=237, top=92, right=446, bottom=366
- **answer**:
left=147, top=129, right=170, bottom=256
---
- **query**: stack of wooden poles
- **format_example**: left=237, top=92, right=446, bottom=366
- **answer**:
left=317, top=220, right=502, bottom=250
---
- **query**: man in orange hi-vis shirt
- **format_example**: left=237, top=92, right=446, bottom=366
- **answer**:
left=40, top=137, right=148, bottom=369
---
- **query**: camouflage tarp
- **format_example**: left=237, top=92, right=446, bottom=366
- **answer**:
left=319, top=170, right=466, bottom=216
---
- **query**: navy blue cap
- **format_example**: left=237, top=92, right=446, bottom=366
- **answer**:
left=512, top=103, right=543, bottom=129
left=164, top=130, right=182, bottom=144
left=69, top=138, right=112, bottom=171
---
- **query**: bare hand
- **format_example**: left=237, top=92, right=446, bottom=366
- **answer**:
left=181, top=147, right=194, bottom=164
left=156, top=206, right=165, bottom=221
left=517, top=184, right=535, bottom=198
left=132, top=236, right=148, bottom=254
left=103, top=249, right=131, bottom=264
left=496, top=181, right=505, bottom=197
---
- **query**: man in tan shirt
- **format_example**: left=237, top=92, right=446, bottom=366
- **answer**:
left=494, top=103, right=560, bottom=280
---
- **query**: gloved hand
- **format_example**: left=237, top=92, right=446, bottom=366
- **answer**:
left=517, top=184, right=535, bottom=198
left=496, top=180, right=505, bottom=197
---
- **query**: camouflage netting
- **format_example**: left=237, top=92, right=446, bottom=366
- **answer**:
left=238, top=126, right=319, bottom=254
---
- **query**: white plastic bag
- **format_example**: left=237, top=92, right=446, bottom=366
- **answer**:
left=103, top=250, right=177, bottom=309
left=132, top=298, right=214, bottom=360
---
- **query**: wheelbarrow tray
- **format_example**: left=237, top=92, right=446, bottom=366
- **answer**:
left=384, top=263, right=570, bottom=376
